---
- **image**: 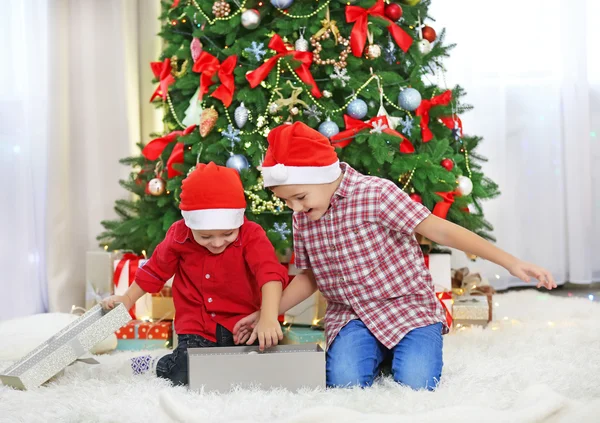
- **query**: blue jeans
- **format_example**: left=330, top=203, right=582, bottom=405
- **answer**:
left=326, top=320, right=443, bottom=390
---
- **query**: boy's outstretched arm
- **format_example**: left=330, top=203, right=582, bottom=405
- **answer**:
left=415, top=214, right=556, bottom=289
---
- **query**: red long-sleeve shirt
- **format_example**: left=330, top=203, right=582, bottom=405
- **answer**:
left=135, top=219, right=288, bottom=341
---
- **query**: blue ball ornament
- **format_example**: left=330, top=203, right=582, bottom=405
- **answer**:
left=270, top=0, right=294, bottom=9
left=347, top=99, right=368, bottom=119
left=398, top=88, right=422, bottom=111
left=318, top=118, right=340, bottom=138
left=226, top=154, right=250, bottom=172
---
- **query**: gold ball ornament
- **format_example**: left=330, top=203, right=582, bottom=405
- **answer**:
left=365, top=44, right=382, bottom=60
left=212, top=1, right=231, bottom=18
left=147, top=178, right=166, bottom=196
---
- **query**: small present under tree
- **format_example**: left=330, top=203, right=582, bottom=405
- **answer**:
left=98, top=0, right=499, bottom=256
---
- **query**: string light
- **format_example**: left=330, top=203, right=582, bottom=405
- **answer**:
left=278, top=0, right=331, bottom=18
left=190, top=0, right=247, bottom=25
left=244, top=177, right=286, bottom=214
left=589, top=294, right=595, bottom=301
left=166, top=93, right=186, bottom=129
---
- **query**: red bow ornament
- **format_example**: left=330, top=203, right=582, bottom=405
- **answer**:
left=150, top=58, right=175, bottom=102
left=345, top=0, right=413, bottom=58
left=432, top=191, right=455, bottom=219
left=330, top=115, right=415, bottom=154
left=415, top=90, right=453, bottom=143
left=246, top=34, right=322, bottom=99
left=142, top=125, right=197, bottom=178
left=192, top=52, right=237, bottom=107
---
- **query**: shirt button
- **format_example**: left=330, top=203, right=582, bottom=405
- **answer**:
left=208, top=297, right=213, bottom=303
left=205, top=274, right=211, bottom=279
left=339, top=277, right=345, bottom=283
left=211, top=313, right=216, bottom=318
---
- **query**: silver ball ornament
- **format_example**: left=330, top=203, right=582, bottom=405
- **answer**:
left=234, top=103, right=249, bottom=128
left=290, top=106, right=299, bottom=116
left=270, top=0, right=294, bottom=9
left=323, top=90, right=332, bottom=98
left=241, top=9, right=261, bottom=30
left=347, top=99, right=368, bottom=119
left=318, top=118, right=340, bottom=138
left=416, top=39, right=432, bottom=55
left=147, top=178, right=165, bottom=196
left=226, top=154, right=250, bottom=172
left=398, top=88, right=422, bottom=111
left=456, top=175, right=473, bottom=196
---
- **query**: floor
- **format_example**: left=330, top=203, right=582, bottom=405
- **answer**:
left=1, top=290, right=599, bottom=423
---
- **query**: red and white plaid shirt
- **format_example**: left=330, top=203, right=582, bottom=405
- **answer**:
left=293, top=163, right=448, bottom=349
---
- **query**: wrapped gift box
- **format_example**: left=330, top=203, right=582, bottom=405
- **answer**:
left=115, top=320, right=172, bottom=351
left=135, top=287, right=175, bottom=321
left=113, top=256, right=174, bottom=320
left=86, top=251, right=118, bottom=309
left=0, top=304, right=131, bottom=390
left=452, top=295, right=492, bottom=327
left=281, top=326, right=325, bottom=346
left=188, top=344, right=325, bottom=393
left=424, top=252, right=452, bottom=292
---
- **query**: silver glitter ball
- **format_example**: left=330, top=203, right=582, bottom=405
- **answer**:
left=234, top=103, right=249, bottom=128
left=271, top=0, right=294, bottom=8
left=226, top=154, right=250, bottom=172
left=268, top=102, right=280, bottom=114
left=294, top=37, right=309, bottom=52
left=347, top=98, right=368, bottom=119
left=318, top=118, right=340, bottom=138
left=456, top=175, right=473, bottom=196
left=241, top=9, right=261, bottom=30
left=147, top=178, right=165, bottom=196
left=398, top=88, right=422, bottom=111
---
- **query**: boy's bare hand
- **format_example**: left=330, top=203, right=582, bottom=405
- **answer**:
left=247, top=316, right=283, bottom=351
left=101, top=295, right=133, bottom=311
left=233, top=310, right=260, bottom=345
left=508, top=260, right=557, bottom=289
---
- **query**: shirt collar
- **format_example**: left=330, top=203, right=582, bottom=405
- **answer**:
left=333, top=162, right=360, bottom=199
left=174, top=218, right=245, bottom=248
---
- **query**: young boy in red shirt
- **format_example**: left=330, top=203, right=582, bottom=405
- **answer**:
left=103, top=162, right=287, bottom=386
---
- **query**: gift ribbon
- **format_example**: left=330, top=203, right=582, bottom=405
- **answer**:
left=192, top=52, right=237, bottom=107
left=171, top=0, right=180, bottom=7
left=415, top=90, right=453, bottom=143
left=113, top=253, right=145, bottom=319
left=142, top=125, right=197, bottom=178
left=436, top=292, right=453, bottom=327
left=432, top=191, right=455, bottom=219
left=345, top=0, right=413, bottom=58
left=149, top=58, right=175, bottom=102
left=246, top=34, right=322, bottom=99
left=330, top=114, right=415, bottom=153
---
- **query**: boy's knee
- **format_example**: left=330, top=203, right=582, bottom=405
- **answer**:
left=327, top=363, right=376, bottom=388
left=392, top=366, right=441, bottom=391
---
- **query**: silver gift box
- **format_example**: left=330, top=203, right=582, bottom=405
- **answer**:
left=188, top=344, right=325, bottom=393
left=453, top=295, right=491, bottom=327
left=0, top=304, right=131, bottom=390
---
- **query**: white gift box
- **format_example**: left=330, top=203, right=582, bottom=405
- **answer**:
left=428, top=253, right=452, bottom=292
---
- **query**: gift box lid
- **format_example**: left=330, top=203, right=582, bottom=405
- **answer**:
left=0, top=304, right=131, bottom=390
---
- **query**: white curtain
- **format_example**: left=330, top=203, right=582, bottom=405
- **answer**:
left=0, top=0, right=161, bottom=320
left=429, top=0, right=599, bottom=288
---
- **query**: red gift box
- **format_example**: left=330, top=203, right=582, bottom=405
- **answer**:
left=115, top=320, right=172, bottom=340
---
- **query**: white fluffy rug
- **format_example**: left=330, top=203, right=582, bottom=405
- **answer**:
left=1, top=291, right=600, bottom=423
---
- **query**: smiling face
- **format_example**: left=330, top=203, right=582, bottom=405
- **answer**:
left=191, top=228, right=240, bottom=254
left=271, top=176, right=343, bottom=221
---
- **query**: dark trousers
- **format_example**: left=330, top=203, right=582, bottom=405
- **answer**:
left=156, top=325, right=235, bottom=386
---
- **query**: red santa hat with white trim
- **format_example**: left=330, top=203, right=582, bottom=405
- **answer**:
left=261, top=122, right=341, bottom=187
left=179, top=162, right=246, bottom=230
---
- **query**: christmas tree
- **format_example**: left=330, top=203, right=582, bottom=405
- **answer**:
left=98, top=0, right=499, bottom=256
